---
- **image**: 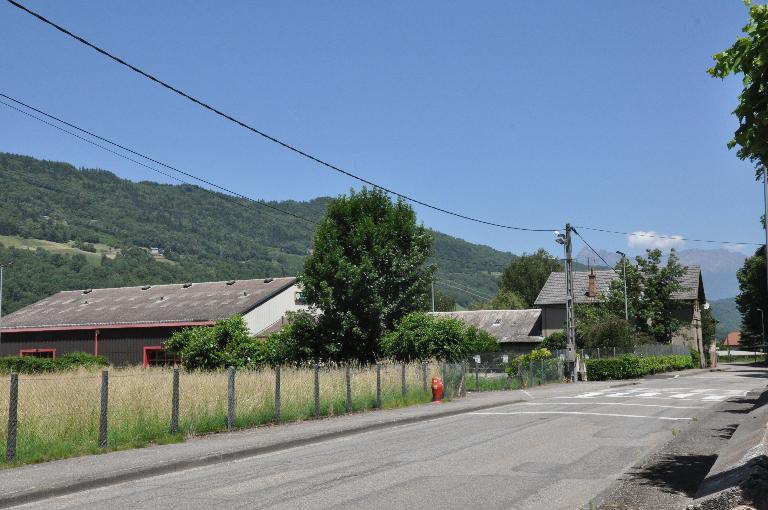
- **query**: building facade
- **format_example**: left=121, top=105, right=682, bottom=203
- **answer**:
left=0, top=277, right=308, bottom=366
left=430, top=309, right=543, bottom=355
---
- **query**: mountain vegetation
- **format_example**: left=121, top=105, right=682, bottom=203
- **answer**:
left=0, top=152, right=516, bottom=314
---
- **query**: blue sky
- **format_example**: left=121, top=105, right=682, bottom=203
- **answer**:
left=0, top=1, right=763, bottom=257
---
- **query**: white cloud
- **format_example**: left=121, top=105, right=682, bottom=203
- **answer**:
left=628, top=231, right=685, bottom=251
left=723, top=243, right=751, bottom=254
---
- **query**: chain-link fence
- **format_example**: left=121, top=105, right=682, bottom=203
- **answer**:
left=464, top=353, right=565, bottom=392
left=553, top=343, right=690, bottom=360
left=0, top=361, right=466, bottom=465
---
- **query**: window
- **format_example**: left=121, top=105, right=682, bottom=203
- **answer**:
left=295, top=291, right=307, bottom=305
left=20, top=348, right=56, bottom=359
left=143, top=346, right=179, bottom=368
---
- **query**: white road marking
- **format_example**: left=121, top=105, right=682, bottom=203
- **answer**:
left=637, top=392, right=661, bottom=397
left=702, top=395, right=726, bottom=401
left=522, top=390, right=533, bottom=399
left=524, top=402, right=703, bottom=409
left=470, top=411, right=692, bottom=421
left=669, top=393, right=695, bottom=399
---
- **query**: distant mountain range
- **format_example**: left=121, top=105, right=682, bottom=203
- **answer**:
left=575, top=246, right=748, bottom=301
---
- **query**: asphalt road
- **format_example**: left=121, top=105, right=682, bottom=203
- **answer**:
left=12, top=365, right=767, bottom=510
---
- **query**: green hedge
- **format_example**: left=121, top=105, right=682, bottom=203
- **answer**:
left=585, top=354, right=694, bottom=381
left=0, top=352, right=108, bottom=374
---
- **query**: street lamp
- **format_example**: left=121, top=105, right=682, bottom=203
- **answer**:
left=757, top=308, right=765, bottom=363
left=615, top=251, right=629, bottom=321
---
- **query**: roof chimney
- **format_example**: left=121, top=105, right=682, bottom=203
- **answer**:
left=587, top=268, right=597, bottom=298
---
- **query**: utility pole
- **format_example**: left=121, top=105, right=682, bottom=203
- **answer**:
left=556, top=224, right=576, bottom=381
left=764, top=170, right=768, bottom=362
left=431, top=280, right=435, bottom=313
left=616, top=251, right=629, bottom=321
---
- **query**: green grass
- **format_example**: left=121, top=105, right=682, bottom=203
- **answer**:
left=0, top=235, right=116, bottom=265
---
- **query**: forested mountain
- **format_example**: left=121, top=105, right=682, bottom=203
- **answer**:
left=0, top=153, right=517, bottom=313
left=709, top=297, right=741, bottom=341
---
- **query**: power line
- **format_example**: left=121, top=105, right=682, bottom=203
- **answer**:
left=0, top=93, right=319, bottom=227
left=571, top=228, right=621, bottom=276
left=574, top=225, right=762, bottom=247
left=5, top=0, right=557, bottom=233
left=437, top=277, right=495, bottom=298
left=433, top=279, right=494, bottom=301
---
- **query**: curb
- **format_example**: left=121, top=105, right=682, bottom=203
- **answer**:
left=0, top=396, right=525, bottom=508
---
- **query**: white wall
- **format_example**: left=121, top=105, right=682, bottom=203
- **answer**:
left=242, top=284, right=309, bottom=335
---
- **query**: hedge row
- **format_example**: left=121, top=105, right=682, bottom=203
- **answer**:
left=0, top=352, right=108, bottom=374
left=585, top=354, right=695, bottom=381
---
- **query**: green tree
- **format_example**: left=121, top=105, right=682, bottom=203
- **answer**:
left=469, top=289, right=527, bottom=311
left=164, top=315, right=258, bottom=370
left=735, top=246, right=767, bottom=351
left=710, top=2, right=768, bottom=178
left=380, top=312, right=498, bottom=362
left=581, top=249, right=685, bottom=344
left=498, top=249, right=561, bottom=307
left=300, top=188, right=434, bottom=362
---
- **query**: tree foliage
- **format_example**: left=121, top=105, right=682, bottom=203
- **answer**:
left=469, top=289, right=527, bottom=311
left=380, top=312, right=498, bottom=362
left=498, top=249, right=561, bottom=307
left=165, top=316, right=261, bottom=370
left=578, top=249, right=685, bottom=345
left=735, top=246, right=767, bottom=349
left=299, top=188, right=434, bottom=362
left=710, top=2, right=768, bottom=177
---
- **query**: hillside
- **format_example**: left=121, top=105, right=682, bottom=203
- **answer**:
left=0, top=153, right=519, bottom=312
left=709, top=297, right=741, bottom=340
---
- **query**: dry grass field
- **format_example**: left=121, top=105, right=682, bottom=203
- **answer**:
left=0, top=363, right=452, bottom=466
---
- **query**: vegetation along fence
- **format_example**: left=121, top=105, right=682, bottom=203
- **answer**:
left=464, top=353, right=565, bottom=392
left=553, top=343, right=690, bottom=360
left=0, top=362, right=467, bottom=466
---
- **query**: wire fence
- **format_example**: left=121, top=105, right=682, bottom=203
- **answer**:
left=0, top=362, right=465, bottom=466
left=553, top=343, right=691, bottom=360
left=464, top=354, right=565, bottom=392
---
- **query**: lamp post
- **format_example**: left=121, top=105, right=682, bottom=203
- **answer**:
left=616, top=251, right=629, bottom=322
left=757, top=308, right=765, bottom=363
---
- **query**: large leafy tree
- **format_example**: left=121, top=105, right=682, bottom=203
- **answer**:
left=735, top=247, right=767, bottom=350
left=710, top=2, right=768, bottom=178
left=498, top=249, right=561, bottom=307
left=300, top=188, right=434, bottom=362
left=588, top=249, right=685, bottom=344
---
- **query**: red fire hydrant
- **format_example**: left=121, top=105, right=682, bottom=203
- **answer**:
left=431, top=376, right=444, bottom=402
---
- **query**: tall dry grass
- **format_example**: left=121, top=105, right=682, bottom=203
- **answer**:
left=0, top=362, right=449, bottom=467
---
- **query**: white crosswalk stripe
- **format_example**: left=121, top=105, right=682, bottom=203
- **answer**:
left=567, top=386, right=748, bottom=403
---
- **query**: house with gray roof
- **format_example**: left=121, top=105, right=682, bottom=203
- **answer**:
left=534, top=266, right=706, bottom=348
left=430, top=309, right=543, bottom=354
left=0, top=277, right=307, bottom=366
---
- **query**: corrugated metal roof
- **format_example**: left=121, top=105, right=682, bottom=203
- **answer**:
left=430, top=309, right=542, bottom=343
left=0, top=277, right=296, bottom=330
left=533, top=266, right=702, bottom=306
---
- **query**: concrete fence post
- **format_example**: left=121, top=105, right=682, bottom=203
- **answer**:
left=345, top=364, right=352, bottom=413
left=170, top=367, right=180, bottom=434
left=421, top=362, right=428, bottom=392
left=313, top=363, right=320, bottom=418
left=460, top=362, right=467, bottom=397
left=597, top=347, right=601, bottom=360
left=375, top=363, right=381, bottom=409
left=401, top=364, right=407, bottom=399
left=613, top=346, right=616, bottom=358
left=6, top=373, right=18, bottom=462
left=98, top=369, right=109, bottom=448
left=540, top=359, right=545, bottom=385
left=474, top=362, right=479, bottom=391
left=227, top=366, right=236, bottom=432
left=274, top=364, right=281, bottom=424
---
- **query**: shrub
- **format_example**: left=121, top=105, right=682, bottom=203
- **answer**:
left=0, top=352, right=107, bottom=374
left=381, top=312, right=499, bottom=362
left=541, top=331, right=566, bottom=351
left=165, top=315, right=261, bottom=370
left=586, top=354, right=694, bottom=381
left=506, top=348, right=553, bottom=375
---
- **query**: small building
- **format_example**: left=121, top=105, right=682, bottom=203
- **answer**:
left=534, top=266, right=706, bottom=348
left=430, top=309, right=543, bottom=355
left=723, top=331, right=741, bottom=348
left=0, top=277, right=307, bottom=366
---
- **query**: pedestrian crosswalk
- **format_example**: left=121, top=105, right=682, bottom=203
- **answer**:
left=567, top=386, right=748, bottom=402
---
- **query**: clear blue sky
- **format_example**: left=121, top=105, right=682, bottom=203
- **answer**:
left=0, top=1, right=762, bottom=257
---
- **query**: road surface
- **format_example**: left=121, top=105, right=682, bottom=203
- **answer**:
left=11, top=365, right=768, bottom=510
